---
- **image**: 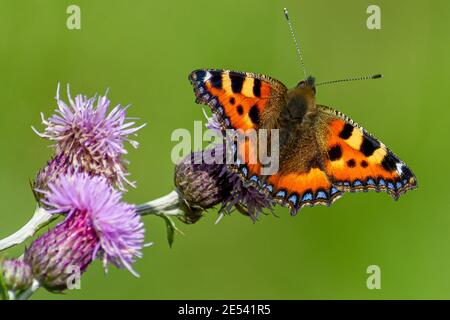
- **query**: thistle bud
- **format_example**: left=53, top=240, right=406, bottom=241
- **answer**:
left=174, top=149, right=230, bottom=223
left=24, top=211, right=98, bottom=292
left=1, top=259, right=33, bottom=292
left=33, top=153, right=71, bottom=201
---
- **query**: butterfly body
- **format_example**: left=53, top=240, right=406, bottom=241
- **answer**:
left=189, top=69, right=417, bottom=214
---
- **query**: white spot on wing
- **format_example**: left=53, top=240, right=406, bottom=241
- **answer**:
left=203, top=71, right=212, bottom=81
left=396, top=162, right=404, bottom=175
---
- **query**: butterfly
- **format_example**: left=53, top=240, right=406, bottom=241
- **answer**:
left=188, top=10, right=417, bottom=215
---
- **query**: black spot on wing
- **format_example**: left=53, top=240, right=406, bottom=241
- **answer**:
left=229, top=97, right=235, bottom=105
left=381, top=154, right=397, bottom=172
left=237, top=105, right=244, bottom=115
left=248, top=105, right=260, bottom=125
left=347, top=159, right=356, bottom=168
left=328, top=145, right=342, bottom=161
left=339, top=123, right=354, bottom=139
left=253, top=78, right=262, bottom=97
left=360, top=135, right=380, bottom=157
left=192, top=70, right=206, bottom=82
left=401, top=165, right=414, bottom=180
left=210, top=72, right=222, bottom=89
left=229, top=72, right=244, bottom=93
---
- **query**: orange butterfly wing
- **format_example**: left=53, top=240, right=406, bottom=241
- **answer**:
left=265, top=168, right=343, bottom=215
left=189, top=69, right=287, bottom=183
left=318, top=105, right=417, bottom=199
left=189, top=69, right=287, bottom=130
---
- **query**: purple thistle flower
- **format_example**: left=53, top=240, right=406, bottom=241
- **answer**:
left=33, top=84, right=145, bottom=191
left=25, top=173, right=145, bottom=291
left=24, top=211, right=97, bottom=292
left=33, top=153, right=72, bottom=201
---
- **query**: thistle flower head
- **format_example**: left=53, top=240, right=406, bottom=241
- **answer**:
left=219, top=165, right=273, bottom=221
left=34, top=84, right=145, bottom=190
left=0, top=259, right=33, bottom=292
left=175, top=148, right=231, bottom=223
left=175, top=146, right=272, bottom=222
left=24, top=211, right=97, bottom=292
left=204, top=114, right=274, bottom=220
left=26, top=173, right=145, bottom=291
left=33, top=153, right=72, bottom=200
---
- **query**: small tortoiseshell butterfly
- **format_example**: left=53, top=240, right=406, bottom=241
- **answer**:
left=188, top=9, right=417, bottom=214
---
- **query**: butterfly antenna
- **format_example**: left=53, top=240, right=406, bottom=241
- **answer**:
left=284, top=8, right=307, bottom=80
left=315, top=74, right=383, bottom=87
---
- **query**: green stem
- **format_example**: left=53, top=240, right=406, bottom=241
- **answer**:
left=17, top=280, right=40, bottom=300
left=0, top=264, right=9, bottom=300
left=0, top=206, right=57, bottom=253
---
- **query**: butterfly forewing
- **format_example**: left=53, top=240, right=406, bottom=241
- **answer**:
left=189, top=69, right=288, bottom=189
left=189, top=69, right=287, bottom=131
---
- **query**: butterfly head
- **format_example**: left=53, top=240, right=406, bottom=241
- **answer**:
left=296, top=75, right=316, bottom=95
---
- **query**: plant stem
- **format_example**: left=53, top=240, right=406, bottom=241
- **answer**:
left=17, top=279, right=40, bottom=300
left=0, top=192, right=183, bottom=253
left=136, top=190, right=184, bottom=216
left=0, top=206, right=56, bottom=253
left=0, top=265, right=8, bottom=300
left=0, top=191, right=185, bottom=300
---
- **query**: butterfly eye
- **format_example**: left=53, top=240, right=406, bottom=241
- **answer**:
left=296, top=80, right=316, bottom=95
left=296, top=80, right=307, bottom=88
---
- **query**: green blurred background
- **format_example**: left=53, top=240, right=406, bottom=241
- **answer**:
left=0, top=0, right=448, bottom=299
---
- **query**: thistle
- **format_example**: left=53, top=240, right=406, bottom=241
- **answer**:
left=33, top=84, right=145, bottom=191
left=0, top=259, right=33, bottom=293
left=174, top=148, right=231, bottom=223
left=25, top=173, right=145, bottom=292
left=175, top=144, right=273, bottom=222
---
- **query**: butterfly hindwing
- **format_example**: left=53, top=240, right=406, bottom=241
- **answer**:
left=318, top=105, right=417, bottom=199
left=264, top=168, right=343, bottom=215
